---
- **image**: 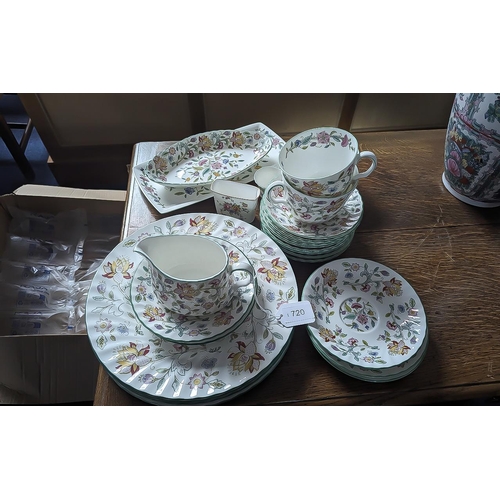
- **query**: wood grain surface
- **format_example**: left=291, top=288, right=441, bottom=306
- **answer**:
left=94, top=129, right=500, bottom=405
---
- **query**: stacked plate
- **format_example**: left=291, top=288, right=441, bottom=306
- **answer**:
left=85, top=212, right=298, bottom=405
left=259, top=188, right=364, bottom=263
left=302, top=258, right=428, bottom=382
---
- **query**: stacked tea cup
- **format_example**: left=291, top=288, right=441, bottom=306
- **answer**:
left=260, top=127, right=377, bottom=262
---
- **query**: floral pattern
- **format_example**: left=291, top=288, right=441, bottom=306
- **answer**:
left=303, top=259, right=426, bottom=369
left=86, top=212, right=297, bottom=403
left=134, top=123, right=284, bottom=214
left=213, top=193, right=258, bottom=223
left=145, top=129, right=272, bottom=187
left=310, top=332, right=429, bottom=382
left=339, top=297, right=378, bottom=332
left=283, top=129, right=355, bottom=158
left=228, top=341, right=265, bottom=374
left=280, top=128, right=358, bottom=197
left=453, top=93, right=500, bottom=143
left=130, top=237, right=256, bottom=344
left=268, top=183, right=351, bottom=223
left=263, top=188, right=363, bottom=239
left=444, top=110, right=500, bottom=202
left=286, top=165, right=356, bottom=198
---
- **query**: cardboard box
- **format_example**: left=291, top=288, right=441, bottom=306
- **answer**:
left=0, top=184, right=126, bottom=404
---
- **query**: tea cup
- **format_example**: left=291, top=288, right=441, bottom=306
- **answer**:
left=210, top=179, right=260, bottom=223
left=265, top=177, right=356, bottom=223
left=279, top=127, right=377, bottom=197
left=134, top=234, right=255, bottom=316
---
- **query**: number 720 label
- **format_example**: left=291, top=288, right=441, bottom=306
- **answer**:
left=278, top=301, right=316, bottom=327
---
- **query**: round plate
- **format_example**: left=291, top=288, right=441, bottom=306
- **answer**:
left=302, top=258, right=427, bottom=369
left=130, top=237, right=255, bottom=345
left=144, top=129, right=273, bottom=187
left=85, top=212, right=298, bottom=404
left=309, top=328, right=429, bottom=382
left=260, top=207, right=357, bottom=250
left=110, top=329, right=294, bottom=405
left=261, top=216, right=356, bottom=262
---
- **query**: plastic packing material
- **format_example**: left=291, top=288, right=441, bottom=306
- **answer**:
left=0, top=259, right=76, bottom=288
left=76, top=231, right=121, bottom=280
left=2, top=234, right=83, bottom=267
left=0, top=207, right=124, bottom=338
left=0, top=308, right=76, bottom=336
left=8, top=206, right=88, bottom=246
left=74, top=279, right=93, bottom=334
left=0, top=283, right=73, bottom=312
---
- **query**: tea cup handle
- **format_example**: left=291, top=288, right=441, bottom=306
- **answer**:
left=265, top=180, right=286, bottom=206
left=353, top=151, right=377, bottom=180
left=229, top=261, right=255, bottom=289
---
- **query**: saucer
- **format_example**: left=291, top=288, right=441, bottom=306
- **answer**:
left=309, top=328, right=429, bottom=382
left=302, top=258, right=427, bottom=370
left=261, top=188, right=363, bottom=240
left=260, top=213, right=354, bottom=257
left=130, top=238, right=255, bottom=345
left=260, top=203, right=360, bottom=248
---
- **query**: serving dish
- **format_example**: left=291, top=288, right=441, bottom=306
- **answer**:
left=144, top=129, right=272, bottom=188
left=132, top=123, right=284, bottom=214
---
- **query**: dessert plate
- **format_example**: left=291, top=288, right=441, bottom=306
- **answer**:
left=302, top=258, right=427, bottom=370
left=144, top=129, right=272, bottom=188
left=85, top=212, right=298, bottom=404
left=133, top=123, right=284, bottom=214
left=130, top=238, right=255, bottom=345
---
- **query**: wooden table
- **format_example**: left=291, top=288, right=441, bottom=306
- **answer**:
left=93, top=128, right=500, bottom=405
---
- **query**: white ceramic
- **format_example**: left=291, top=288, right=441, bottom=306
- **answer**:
left=309, top=329, right=429, bottom=383
left=302, top=258, right=427, bottom=370
left=261, top=187, right=363, bottom=240
left=134, top=234, right=254, bottom=316
left=132, top=123, right=284, bottom=215
left=265, top=177, right=356, bottom=223
left=443, top=99, right=500, bottom=207
left=260, top=193, right=360, bottom=264
left=210, top=179, right=260, bottom=223
left=85, top=212, right=297, bottom=405
left=131, top=236, right=255, bottom=344
left=253, top=166, right=282, bottom=194
left=144, top=129, right=272, bottom=188
left=279, top=127, right=377, bottom=197
left=262, top=222, right=355, bottom=263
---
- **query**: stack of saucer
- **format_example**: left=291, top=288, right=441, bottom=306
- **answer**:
left=259, top=188, right=363, bottom=263
left=302, top=258, right=428, bottom=382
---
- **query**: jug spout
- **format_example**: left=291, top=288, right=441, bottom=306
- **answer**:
left=133, top=236, right=159, bottom=269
